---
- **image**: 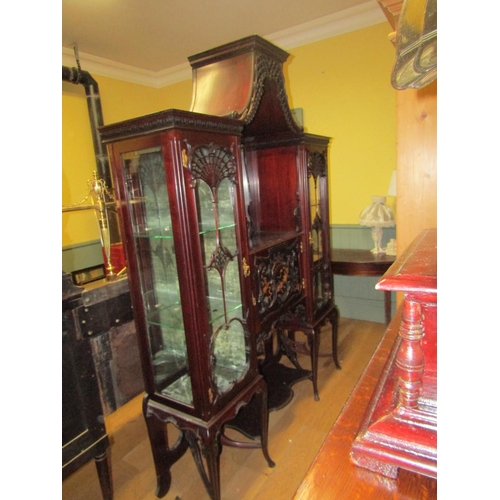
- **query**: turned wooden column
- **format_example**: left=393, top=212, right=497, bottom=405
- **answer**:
left=396, top=299, right=425, bottom=410
left=350, top=229, right=437, bottom=479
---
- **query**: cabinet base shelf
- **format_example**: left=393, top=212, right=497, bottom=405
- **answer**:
left=225, top=362, right=311, bottom=439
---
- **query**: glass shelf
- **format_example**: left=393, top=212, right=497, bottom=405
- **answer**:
left=199, top=221, right=236, bottom=235
left=146, top=301, right=184, bottom=330
left=133, top=227, right=175, bottom=239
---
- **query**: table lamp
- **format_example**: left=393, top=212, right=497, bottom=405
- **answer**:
left=359, top=196, right=395, bottom=255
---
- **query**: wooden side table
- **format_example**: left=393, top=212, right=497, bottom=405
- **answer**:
left=331, top=249, right=396, bottom=325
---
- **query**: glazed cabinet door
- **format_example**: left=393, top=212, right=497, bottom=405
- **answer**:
left=304, top=137, right=333, bottom=319
left=109, top=125, right=253, bottom=419
left=120, top=143, right=193, bottom=407
left=183, top=139, right=252, bottom=405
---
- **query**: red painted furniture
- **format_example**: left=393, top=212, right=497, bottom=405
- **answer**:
left=350, top=228, right=437, bottom=478
left=293, top=311, right=436, bottom=499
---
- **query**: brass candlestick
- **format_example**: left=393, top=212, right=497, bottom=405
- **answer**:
left=63, top=171, right=118, bottom=280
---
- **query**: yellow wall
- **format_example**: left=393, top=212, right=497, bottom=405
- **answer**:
left=62, top=84, right=101, bottom=245
left=62, top=22, right=396, bottom=246
left=62, top=78, right=192, bottom=246
left=285, top=23, right=396, bottom=223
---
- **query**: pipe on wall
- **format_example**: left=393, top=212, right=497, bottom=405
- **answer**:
left=62, top=66, right=112, bottom=188
left=63, top=65, right=124, bottom=276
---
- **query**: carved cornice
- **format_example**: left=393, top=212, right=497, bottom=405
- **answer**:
left=239, top=53, right=302, bottom=134
left=100, top=110, right=242, bottom=144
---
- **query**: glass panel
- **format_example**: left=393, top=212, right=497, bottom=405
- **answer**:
left=212, top=319, right=247, bottom=394
left=122, top=147, right=192, bottom=406
left=192, top=145, right=249, bottom=396
left=313, top=264, right=323, bottom=309
left=309, top=152, right=332, bottom=313
left=309, top=172, right=323, bottom=263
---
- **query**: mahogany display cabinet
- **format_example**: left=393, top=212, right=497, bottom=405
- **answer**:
left=100, top=35, right=339, bottom=499
left=101, top=110, right=275, bottom=499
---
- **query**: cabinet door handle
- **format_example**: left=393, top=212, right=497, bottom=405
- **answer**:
left=242, top=257, right=251, bottom=278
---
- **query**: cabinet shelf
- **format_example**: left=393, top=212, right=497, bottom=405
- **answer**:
left=249, top=231, right=301, bottom=254
left=199, top=221, right=236, bottom=235
left=147, top=303, right=184, bottom=330
left=160, top=372, right=193, bottom=405
left=134, top=228, right=174, bottom=239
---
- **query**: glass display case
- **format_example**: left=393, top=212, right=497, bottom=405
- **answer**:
left=100, top=34, right=339, bottom=499
left=101, top=110, right=274, bottom=500
left=120, top=143, right=249, bottom=406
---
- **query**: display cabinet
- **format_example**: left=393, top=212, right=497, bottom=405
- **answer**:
left=100, top=34, right=339, bottom=498
left=100, top=110, right=274, bottom=500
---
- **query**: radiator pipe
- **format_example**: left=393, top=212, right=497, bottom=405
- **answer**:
left=63, top=65, right=123, bottom=278
left=62, top=65, right=112, bottom=188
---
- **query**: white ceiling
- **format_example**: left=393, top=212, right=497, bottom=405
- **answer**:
left=62, top=0, right=387, bottom=87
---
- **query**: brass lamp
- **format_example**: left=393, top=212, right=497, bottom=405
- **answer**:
left=359, top=196, right=395, bottom=255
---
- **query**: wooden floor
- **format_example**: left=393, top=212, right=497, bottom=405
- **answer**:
left=63, top=318, right=387, bottom=500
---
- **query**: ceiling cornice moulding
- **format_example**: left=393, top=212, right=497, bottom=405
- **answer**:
left=62, top=2, right=386, bottom=89
left=269, top=2, right=386, bottom=49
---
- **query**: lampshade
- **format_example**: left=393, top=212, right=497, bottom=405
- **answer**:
left=359, top=196, right=395, bottom=255
left=359, top=196, right=395, bottom=228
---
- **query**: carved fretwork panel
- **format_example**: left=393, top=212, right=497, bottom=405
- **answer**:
left=186, top=142, right=238, bottom=284
left=187, top=143, right=237, bottom=188
left=307, top=150, right=327, bottom=178
left=311, top=259, right=332, bottom=313
left=254, top=240, right=302, bottom=318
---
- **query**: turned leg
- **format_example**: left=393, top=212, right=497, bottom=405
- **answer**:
left=331, top=306, right=341, bottom=369
left=306, top=328, right=320, bottom=401
left=94, top=449, right=113, bottom=500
